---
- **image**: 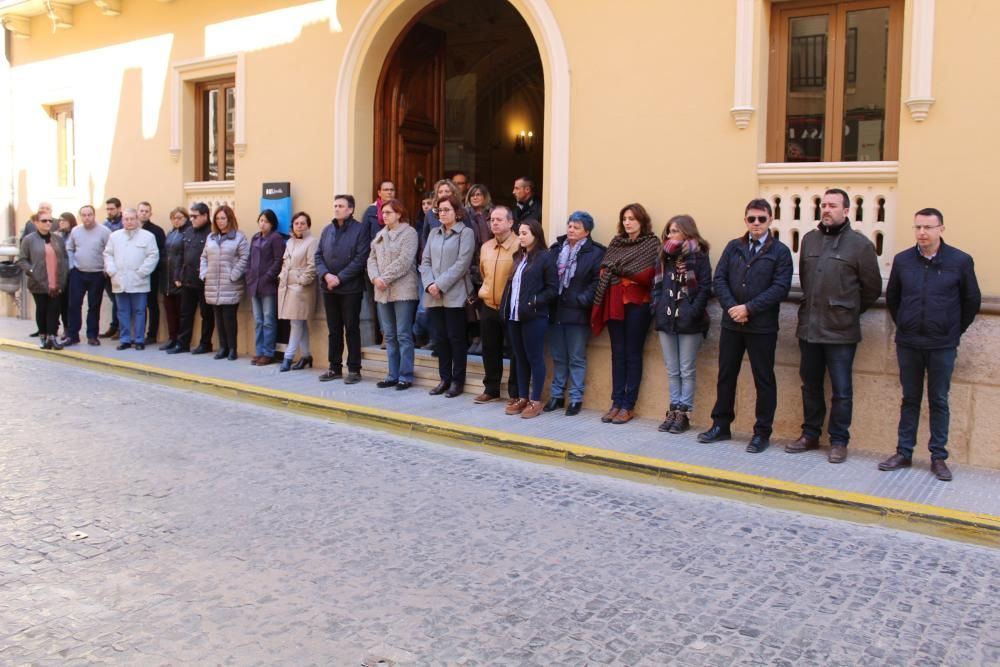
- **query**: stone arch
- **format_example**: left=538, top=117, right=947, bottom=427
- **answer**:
left=334, top=0, right=570, bottom=229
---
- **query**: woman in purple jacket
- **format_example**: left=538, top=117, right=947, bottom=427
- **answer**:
left=247, top=209, right=286, bottom=366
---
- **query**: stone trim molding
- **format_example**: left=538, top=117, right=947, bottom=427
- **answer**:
left=758, top=161, right=899, bottom=184
left=170, top=53, right=246, bottom=162
left=730, top=0, right=755, bottom=129
left=905, top=0, right=935, bottom=122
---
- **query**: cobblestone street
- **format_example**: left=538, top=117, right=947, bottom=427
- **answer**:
left=1, top=351, right=998, bottom=666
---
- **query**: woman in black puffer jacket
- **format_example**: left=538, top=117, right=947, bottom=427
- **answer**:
left=651, top=214, right=712, bottom=433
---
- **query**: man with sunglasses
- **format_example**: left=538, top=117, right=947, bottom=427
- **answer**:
left=879, top=208, right=980, bottom=481
left=699, top=199, right=792, bottom=453
left=787, top=188, right=881, bottom=463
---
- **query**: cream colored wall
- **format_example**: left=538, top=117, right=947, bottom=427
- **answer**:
left=549, top=0, right=759, bottom=250
left=893, top=1, right=1000, bottom=293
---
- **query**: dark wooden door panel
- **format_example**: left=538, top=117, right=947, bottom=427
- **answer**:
left=375, top=23, right=445, bottom=217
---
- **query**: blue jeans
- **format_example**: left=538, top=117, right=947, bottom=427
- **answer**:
left=251, top=294, right=278, bottom=357
left=508, top=317, right=548, bottom=401
left=67, top=269, right=105, bottom=341
left=658, top=331, right=703, bottom=408
left=377, top=300, right=418, bottom=382
left=897, top=345, right=957, bottom=461
left=549, top=323, right=590, bottom=403
left=799, top=340, right=857, bottom=445
left=607, top=304, right=652, bottom=411
left=116, top=292, right=148, bottom=344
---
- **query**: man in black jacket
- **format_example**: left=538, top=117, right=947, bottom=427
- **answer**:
left=316, top=194, right=370, bottom=384
left=698, top=199, right=793, bottom=453
left=512, top=177, right=541, bottom=228
left=138, top=201, right=166, bottom=342
left=167, top=202, right=214, bottom=354
left=879, top=207, right=981, bottom=482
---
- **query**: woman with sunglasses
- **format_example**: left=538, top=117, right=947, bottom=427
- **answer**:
left=17, top=213, right=69, bottom=349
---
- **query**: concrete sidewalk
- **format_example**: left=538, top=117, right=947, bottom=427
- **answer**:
left=2, top=316, right=998, bottom=541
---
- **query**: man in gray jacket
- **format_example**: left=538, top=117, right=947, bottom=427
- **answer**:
left=786, top=188, right=882, bottom=463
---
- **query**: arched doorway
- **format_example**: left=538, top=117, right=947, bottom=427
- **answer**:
left=373, top=0, right=544, bottom=217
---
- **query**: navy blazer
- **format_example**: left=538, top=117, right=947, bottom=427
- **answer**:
left=547, top=236, right=606, bottom=326
left=501, top=250, right=558, bottom=322
left=315, top=217, right=370, bottom=294
left=886, top=240, right=981, bottom=349
left=713, top=233, right=793, bottom=334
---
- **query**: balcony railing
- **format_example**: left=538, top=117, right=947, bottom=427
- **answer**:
left=758, top=161, right=898, bottom=282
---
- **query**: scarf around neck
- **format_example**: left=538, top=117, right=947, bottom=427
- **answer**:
left=592, top=233, right=659, bottom=306
left=556, top=237, right=587, bottom=292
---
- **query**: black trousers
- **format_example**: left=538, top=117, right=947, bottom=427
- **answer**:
left=214, top=304, right=239, bottom=352
left=479, top=303, right=518, bottom=397
left=146, top=270, right=160, bottom=339
left=710, top=327, right=778, bottom=436
left=322, top=291, right=363, bottom=372
left=32, top=292, right=61, bottom=336
left=176, top=286, right=214, bottom=349
left=428, top=306, right=468, bottom=385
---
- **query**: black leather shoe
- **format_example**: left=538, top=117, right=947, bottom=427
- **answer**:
left=878, top=453, right=912, bottom=471
left=134, top=343, right=146, bottom=351
left=931, top=458, right=953, bottom=482
left=565, top=402, right=582, bottom=416
left=395, top=381, right=413, bottom=391
left=697, top=424, right=732, bottom=443
left=213, top=349, right=229, bottom=360
left=191, top=344, right=212, bottom=355
left=344, top=372, right=362, bottom=384
left=377, top=379, right=399, bottom=388
left=291, top=356, right=313, bottom=370
left=227, top=350, right=238, bottom=361
left=543, top=397, right=565, bottom=412
left=429, top=381, right=449, bottom=395
left=116, top=342, right=132, bottom=350
left=159, top=340, right=177, bottom=351
left=746, top=434, right=770, bottom=453
left=167, top=346, right=190, bottom=354
left=444, top=382, right=463, bottom=398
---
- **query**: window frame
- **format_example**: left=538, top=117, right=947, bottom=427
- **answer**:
left=50, top=102, right=76, bottom=188
left=766, top=0, right=903, bottom=163
left=194, top=76, right=236, bottom=182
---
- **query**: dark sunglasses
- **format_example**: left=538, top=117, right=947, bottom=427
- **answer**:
left=745, top=215, right=769, bottom=224
left=38, top=218, right=53, bottom=223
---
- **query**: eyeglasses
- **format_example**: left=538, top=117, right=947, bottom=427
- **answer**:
left=913, top=224, right=942, bottom=232
left=745, top=216, right=769, bottom=224
left=38, top=218, right=53, bottom=223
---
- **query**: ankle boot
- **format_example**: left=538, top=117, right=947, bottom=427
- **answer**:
left=658, top=403, right=678, bottom=432
left=291, top=355, right=313, bottom=370
left=279, top=358, right=293, bottom=372
left=668, top=405, right=691, bottom=433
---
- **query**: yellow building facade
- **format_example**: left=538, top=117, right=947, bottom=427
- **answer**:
left=2, top=0, right=999, bottom=467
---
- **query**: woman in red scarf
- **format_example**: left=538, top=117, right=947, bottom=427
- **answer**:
left=591, top=203, right=660, bottom=424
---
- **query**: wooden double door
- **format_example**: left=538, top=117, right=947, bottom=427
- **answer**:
left=374, top=23, right=445, bottom=219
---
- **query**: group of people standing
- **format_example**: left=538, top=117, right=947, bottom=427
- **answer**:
left=15, top=184, right=981, bottom=481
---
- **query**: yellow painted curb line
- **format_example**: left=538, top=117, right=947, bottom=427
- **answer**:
left=4, top=337, right=999, bottom=540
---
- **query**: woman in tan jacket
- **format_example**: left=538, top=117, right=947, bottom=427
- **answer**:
left=277, top=211, right=319, bottom=372
left=367, top=198, right=419, bottom=390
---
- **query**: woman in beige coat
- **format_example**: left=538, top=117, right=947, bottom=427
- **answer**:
left=277, top=211, right=319, bottom=371
left=366, top=198, right=419, bottom=390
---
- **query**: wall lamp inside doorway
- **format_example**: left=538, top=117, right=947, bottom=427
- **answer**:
left=515, top=130, right=534, bottom=153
